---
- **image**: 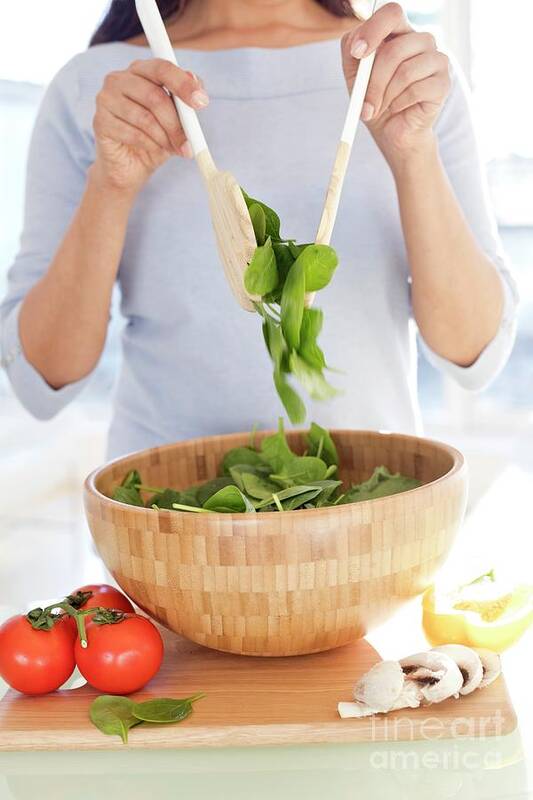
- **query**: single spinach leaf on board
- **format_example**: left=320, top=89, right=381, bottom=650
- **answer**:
left=289, top=352, right=339, bottom=402
left=281, top=257, right=306, bottom=350
left=112, top=485, right=145, bottom=507
left=242, top=190, right=282, bottom=241
left=270, top=456, right=328, bottom=485
left=273, top=369, right=306, bottom=425
left=339, top=466, right=422, bottom=506
left=90, top=696, right=143, bottom=744
left=196, top=477, right=236, bottom=506
left=300, top=244, right=339, bottom=292
left=221, top=447, right=264, bottom=476
left=244, top=238, right=278, bottom=297
left=148, top=488, right=182, bottom=510
left=132, top=694, right=205, bottom=724
left=259, top=418, right=296, bottom=474
left=306, top=422, right=339, bottom=467
left=248, top=202, right=266, bottom=245
left=203, top=485, right=256, bottom=513
left=241, top=471, right=281, bottom=500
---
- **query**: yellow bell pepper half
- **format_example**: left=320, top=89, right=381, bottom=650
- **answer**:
left=422, top=571, right=533, bottom=653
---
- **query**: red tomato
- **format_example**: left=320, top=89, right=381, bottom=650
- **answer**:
left=75, top=614, right=163, bottom=694
left=69, top=584, right=135, bottom=613
left=0, top=615, right=75, bottom=695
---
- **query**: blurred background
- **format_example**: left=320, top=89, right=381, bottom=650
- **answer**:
left=1, top=0, right=532, bottom=604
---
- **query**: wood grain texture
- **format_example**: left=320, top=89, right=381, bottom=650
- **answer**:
left=196, top=149, right=257, bottom=312
left=83, top=430, right=467, bottom=657
left=315, top=140, right=353, bottom=248
left=0, top=628, right=516, bottom=751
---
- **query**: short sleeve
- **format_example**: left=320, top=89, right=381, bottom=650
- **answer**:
left=0, top=57, right=94, bottom=419
left=418, top=59, right=519, bottom=391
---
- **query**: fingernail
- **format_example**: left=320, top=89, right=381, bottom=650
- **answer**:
left=361, top=101, right=375, bottom=122
left=351, top=39, right=368, bottom=59
left=179, top=141, right=193, bottom=159
left=191, top=89, right=209, bottom=109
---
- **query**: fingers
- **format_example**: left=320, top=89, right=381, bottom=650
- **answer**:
left=382, top=51, right=449, bottom=115
left=120, top=72, right=186, bottom=153
left=362, top=32, right=437, bottom=118
left=94, top=106, right=168, bottom=156
left=388, top=73, right=451, bottom=116
left=129, top=58, right=209, bottom=110
left=347, top=2, right=411, bottom=60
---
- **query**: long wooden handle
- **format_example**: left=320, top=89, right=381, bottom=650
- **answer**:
left=315, top=49, right=377, bottom=247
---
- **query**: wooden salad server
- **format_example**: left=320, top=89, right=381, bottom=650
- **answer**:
left=135, top=0, right=258, bottom=311
left=308, top=0, right=379, bottom=304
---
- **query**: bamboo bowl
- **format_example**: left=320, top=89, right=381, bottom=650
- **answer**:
left=84, top=430, right=467, bottom=657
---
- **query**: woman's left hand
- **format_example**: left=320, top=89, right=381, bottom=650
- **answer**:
left=342, top=2, right=451, bottom=167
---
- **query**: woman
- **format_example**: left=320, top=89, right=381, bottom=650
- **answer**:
left=0, top=0, right=517, bottom=459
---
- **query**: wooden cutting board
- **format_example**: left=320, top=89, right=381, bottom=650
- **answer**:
left=0, top=629, right=517, bottom=751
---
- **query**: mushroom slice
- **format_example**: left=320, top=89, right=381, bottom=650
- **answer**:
left=338, top=701, right=378, bottom=719
left=473, top=648, right=502, bottom=689
left=353, top=661, right=405, bottom=712
left=390, top=679, right=424, bottom=710
left=432, top=645, right=483, bottom=695
left=400, top=651, right=463, bottom=704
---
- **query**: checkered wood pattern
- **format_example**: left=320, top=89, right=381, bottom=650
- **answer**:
left=84, top=430, right=467, bottom=656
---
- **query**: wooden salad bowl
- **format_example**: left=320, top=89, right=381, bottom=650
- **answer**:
left=84, top=430, right=467, bottom=657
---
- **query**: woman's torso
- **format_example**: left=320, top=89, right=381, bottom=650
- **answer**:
left=70, top=40, right=417, bottom=458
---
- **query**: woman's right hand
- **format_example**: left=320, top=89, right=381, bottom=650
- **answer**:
left=91, top=59, right=209, bottom=194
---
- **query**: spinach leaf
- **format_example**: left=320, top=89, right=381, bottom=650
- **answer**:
left=132, top=694, right=204, bottom=724
left=306, top=422, right=339, bottom=467
left=281, top=257, right=306, bottom=350
left=229, top=463, right=271, bottom=491
left=264, top=244, right=295, bottom=303
left=178, top=486, right=201, bottom=508
left=241, top=471, right=280, bottom=500
left=281, top=487, right=323, bottom=511
left=221, top=447, right=264, bottom=476
left=255, top=484, right=320, bottom=510
left=288, top=241, right=313, bottom=260
left=306, top=479, right=343, bottom=507
left=196, top=477, right=235, bottom=506
left=300, top=244, right=338, bottom=292
left=89, top=696, right=142, bottom=744
left=112, top=486, right=144, bottom=507
left=122, top=470, right=142, bottom=490
left=148, top=488, right=183, bottom=510
left=299, top=308, right=327, bottom=371
left=273, top=370, right=306, bottom=425
left=244, top=237, right=278, bottom=297
left=260, top=418, right=295, bottom=474
left=339, top=466, right=422, bottom=506
left=203, top=485, right=256, bottom=513
left=289, top=352, right=339, bottom=401
left=270, top=456, right=328, bottom=485
left=242, top=190, right=282, bottom=241
left=248, top=202, right=266, bottom=245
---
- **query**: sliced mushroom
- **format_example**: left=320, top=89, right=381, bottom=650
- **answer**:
left=400, top=651, right=463, bottom=704
left=338, top=701, right=379, bottom=719
left=473, top=648, right=502, bottom=688
left=432, top=644, right=484, bottom=695
left=353, top=661, right=405, bottom=712
left=390, top=679, right=424, bottom=710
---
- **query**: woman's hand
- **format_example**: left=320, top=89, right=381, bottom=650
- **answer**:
left=342, top=3, right=451, bottom=169
left=92, top=59, right=209, bottom=194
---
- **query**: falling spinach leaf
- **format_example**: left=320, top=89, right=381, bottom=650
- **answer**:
left=281, top=257, right=306, bottom=351
left=244, top=237, right=278, bottom=297
left=89, top=696, right=142, bottom=745
left=248, top=202, right=266, bottom=246
left=298, top=308, right=327, bottom=371
left=289, top=352, right=339, bottom=401
left=300, top=244, right=338, bottom=292
left=273, top=369, right=306, bottom=425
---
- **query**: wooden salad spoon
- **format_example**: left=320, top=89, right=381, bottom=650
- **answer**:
left=135, top=0, right=258, bottom=311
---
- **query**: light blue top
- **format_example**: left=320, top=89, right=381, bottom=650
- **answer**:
left=0, top=40, right=518, bottom=459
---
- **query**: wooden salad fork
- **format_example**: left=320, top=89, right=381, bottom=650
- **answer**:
left=135, top=0, right=258, bottom=311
